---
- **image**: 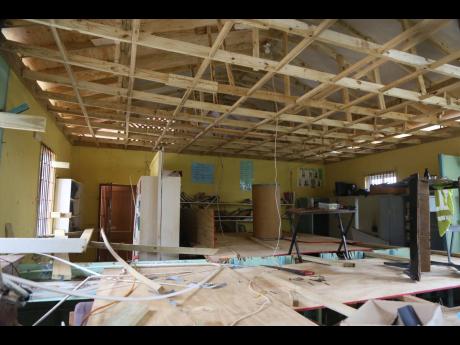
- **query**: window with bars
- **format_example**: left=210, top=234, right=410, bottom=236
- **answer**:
left=36, top=144, right=56, bottom=237
left=365, top=171, right=397, bottom=190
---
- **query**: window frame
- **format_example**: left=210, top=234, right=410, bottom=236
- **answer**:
left=364, top=170, right=397, bottom=190
left=36, top=144, right=56, bottom=237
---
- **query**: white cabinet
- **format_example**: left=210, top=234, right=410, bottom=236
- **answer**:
left=160, top=175, right=181, bottom=261
left=53, top=178, right=82, bottom=233
left=132, top=175, right=181, bottom=261
left=331, top=195, right=405, bottom=246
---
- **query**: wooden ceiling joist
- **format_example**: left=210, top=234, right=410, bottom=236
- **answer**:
left=2, top=19, right=460, bottom=162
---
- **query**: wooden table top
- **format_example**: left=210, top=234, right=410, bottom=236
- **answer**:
left=286, top=208, right=356, bottom=215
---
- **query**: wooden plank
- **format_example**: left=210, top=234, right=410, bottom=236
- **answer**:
left=88, top=241, right=218, bottom=256
left=49, top=21, right=96, bottom=139
left=79, top=229, right=94, bottom=253
left=50, top=161, right=70, bottom=169
left=261, top=272, right=357, bottom=317
left=100, top=303, right=150, bottom=326
left=99, top=229, right=164, bottom=293
left=0, top=112, right=46, bottom=132
left=0, top=254, right=23, bottom=273
left=51, top=212, right=72, bottom=219
left=25, top=19, right=460, bottom=113
left=0, top=228, right=93, bottom=254
left=87, top=265, right=316, bottom=326
left=0, top=238, right=89, bottom=254
left=301, top=255, right=356, bottom=267
left=52, top=230, right=72, bottom=280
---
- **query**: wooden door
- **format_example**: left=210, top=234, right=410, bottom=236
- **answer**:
left=98, top=184, right=136, bottom=261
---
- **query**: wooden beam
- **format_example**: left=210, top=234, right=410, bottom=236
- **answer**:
left=123, top=19, right=141, bottom=144
left=0, top=112, right=46, bottom=132
left=49, top=21, right=96, bottom=141
left=153, top=20, right=234, bottom=150
left=178, top=19, right=337, bottom=153
left=0, top=229, right=94, bottom=254
left=89, top=241, right=218, bottom=256
left=241, top=19, right=460, bottom=81
left=24, top=20, right=460, bottom=112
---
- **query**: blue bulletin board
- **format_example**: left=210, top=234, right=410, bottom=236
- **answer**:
left=191, top=162, right=215, bottom=184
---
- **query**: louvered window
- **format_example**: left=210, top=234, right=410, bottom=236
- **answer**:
left=36, top=144, right=56, bottom=237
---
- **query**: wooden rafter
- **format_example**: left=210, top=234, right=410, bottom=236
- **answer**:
left=0, top=19, right=459, bottom=163
left=48, top=21, right=96, bottom=141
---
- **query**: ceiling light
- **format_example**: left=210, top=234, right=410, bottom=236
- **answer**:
left=347, top=146, right=360, bottom=150
left=393, top=133, right=412, bottom=139
left=354, top=139, right=366, bottom=143
left=330, top=150, right=341, bottom=154
left=371, top=140, right=383, bottom=144
left=421, top=125, right=443, bottom=132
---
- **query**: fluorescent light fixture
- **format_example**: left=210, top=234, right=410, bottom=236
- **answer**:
left=330, top=151, right=341, bottom=154
left=393, top=133, right=412, bottom=139
left=421, top=125, right=442, bottom=132
left=354, top=139, right=366, bottom=143
left=347, top=146, right=360, bottom=150
left=371, top=140, right=383, bottom=144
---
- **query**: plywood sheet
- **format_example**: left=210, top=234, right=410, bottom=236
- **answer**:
left=236, top=254, right=460, bottom=311
left=86, top=265, right=316, bottom=326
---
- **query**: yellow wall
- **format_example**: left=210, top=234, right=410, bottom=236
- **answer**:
left=71, top=147, right=326, bottom=231
left=325, top=137, right=460, bottom=195
left=0, top=71, right=71, bottom=238
left=70, top=146, right=154, bottom=229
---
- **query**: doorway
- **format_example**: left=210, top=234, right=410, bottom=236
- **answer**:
left=98, top=184, right=136, bottom=261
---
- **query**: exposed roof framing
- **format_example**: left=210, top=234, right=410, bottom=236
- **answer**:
left=1, top=19, right=460, bottom=163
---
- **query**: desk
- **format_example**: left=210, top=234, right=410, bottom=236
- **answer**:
left=286, top=208, right=356, bottom=262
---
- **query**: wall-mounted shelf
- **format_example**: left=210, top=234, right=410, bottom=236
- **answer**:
left=181, top=201, right=294, bottom=207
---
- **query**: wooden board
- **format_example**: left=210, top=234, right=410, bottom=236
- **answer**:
left=181, top=208, right=215, bottom=248
left=0, top=254, right=23, bottom=273
left=52, top=230, right=72, bottom=280
left=0, top=112, right=46, bottom=132
left=89, top=241, right=218, bottom=256
left=206, top=233, right=370, bottom=262
left=86, top=265, right=316, bottom=326
left=0, top=229, right=93, bottom=254
left=85, top=253, right=460, bottom=325
left=236, top=254, right=460, bottom=311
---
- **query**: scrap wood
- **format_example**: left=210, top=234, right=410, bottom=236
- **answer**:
left=100, top=229, right=164, bottom=294
left=260, top=272, right=357, bottom=317
left=51, top=230, right=72, bottom=281
left=99, top=303, right=151, bottom=326
left=89, top=241, right=218, bottom=256
left=301, top=255, right=355, bottom=267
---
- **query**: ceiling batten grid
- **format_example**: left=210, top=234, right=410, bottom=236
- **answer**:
left=48, top=20, right=97, bottom=142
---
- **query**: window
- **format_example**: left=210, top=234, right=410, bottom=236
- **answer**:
left=36, top=144, right=56, bottom=237
left=365, top=171, right=397, bottom=190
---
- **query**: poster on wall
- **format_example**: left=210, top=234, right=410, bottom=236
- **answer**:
left=240, top=160, right=253, bottom=191
left=298, top=168, right=323, bottom=188
left=191, top=162, right=215, bottom=184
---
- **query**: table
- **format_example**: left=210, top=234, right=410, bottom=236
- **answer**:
left=286, top=208, right=356, bottom=262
